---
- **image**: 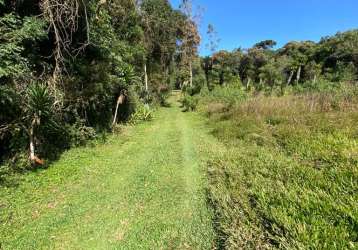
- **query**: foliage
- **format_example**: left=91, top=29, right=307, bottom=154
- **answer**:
left=202, top=84, right=358, bottom=249
left=180, top=95, right=198, bottom=111
left=26, top=83, right=54, bottom=124
left=129, top=103, right=153, bottom=124
left=0, top=0, right=196, bottom=171
left=0, top=13, right=46, bottom=79
left=199, top=84, right=247, bottom=107
left=201, top=30, right=358, bottom=91
left=65, top=119, right=97, bottom=146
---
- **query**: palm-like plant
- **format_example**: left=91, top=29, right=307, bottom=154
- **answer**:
left=25, top=83, right=54, bottom=165
left=112, top=65, right=140, bottom=127
left=27, top=83, right=53, bottom=122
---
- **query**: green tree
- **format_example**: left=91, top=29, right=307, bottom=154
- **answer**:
left=179, top=0, right=201, bottom=87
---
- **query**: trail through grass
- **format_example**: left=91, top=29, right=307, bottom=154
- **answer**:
left=0, top=93, right=215, bottom=249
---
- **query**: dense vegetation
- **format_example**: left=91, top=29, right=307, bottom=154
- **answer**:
left=187, top=30, right=358, bottom=249
left=201, top=31, right=358, bottom=91
left=1, top=0, right=358, bottom=249
left=0, top=0, right=200, bottom=175
left=198, top=85, right=357, bottom=248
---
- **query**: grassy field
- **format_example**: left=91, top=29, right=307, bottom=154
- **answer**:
left=1, top=89, right=357, bottom=249
left=200, top=86, right=358, bottom=249
left=0, top=94, right=214, bottom=249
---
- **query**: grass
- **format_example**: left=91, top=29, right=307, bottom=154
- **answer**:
left=2, top=87, right=357, bottom=249
left=0, top=93, right=214, bottom=249
left=199, top=85, right=358, bottom=249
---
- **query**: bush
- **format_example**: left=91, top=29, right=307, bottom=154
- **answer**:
left=129, top=104, right=153, bottom=124
left=181, top=95, right=199, bottom=112
left=200, top=85, right=247, bottom=106
left=66, top=120, right=97, bottom=147
left=185, top=85, right=202, bottom=96
left=0, top=151, right=31, bottom=179
left=0, top=164, right=10, bottom=181
left=156, top=85, right=171, bottom=107
left=206, top=102, right=230, bottom=117
left=292, top=79, right=342, bottom=94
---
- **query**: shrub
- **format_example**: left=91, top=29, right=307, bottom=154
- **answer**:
left=200, top=85, right=247, bottom=106
left=206, top=102, right=230, bottom=117
left=0, top=163, right=10, bottom=181
left=181, top=95, right=199, bottom=112
left=0, top=151, right=31, bottom=179
left=156, top=85, right=171, bottom=107
left=66, top=120, right=97, bottom=147
left=129, top=104, right=153, bottom=124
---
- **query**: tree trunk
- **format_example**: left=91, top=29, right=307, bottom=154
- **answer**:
left=296, top=66, right=302, bottom=84
left=246, top=77, right=251, bottom=90
left=144, top=63, right=148, bottom=92
left=287, top=70, right=294, bottom=86
left=189, top=61, right=193, bottom=87
left=29, top=119, right=44, bottom=165
left=112, top=94, right=125, bottom=127
left=313, top=74, right=317, bottom=84
left=29, top=120, right=35, bottom=163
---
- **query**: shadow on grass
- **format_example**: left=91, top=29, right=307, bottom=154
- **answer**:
left=0, top=129, right=110, bottom=189
left=205, top=188, right=228, bottom=249
left=0, top=175, right=20, bottom=188
left=161, top=102, right=172, bottom=108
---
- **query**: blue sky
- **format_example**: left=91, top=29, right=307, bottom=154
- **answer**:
left=170, top=0, right=358, bottom=55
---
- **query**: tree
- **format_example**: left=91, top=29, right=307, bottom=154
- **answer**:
left=0, top=0, right=201, bottom=169
left=212, top=50, right=234, bottom=86
left=254, top=40, right=277, bottom=50
left=305, top=61, right=322, bottom=84
left=140, top=0, right=184, bottom=91
left=203, top=24, right=220, bottom=89
left=259, top=59, right=283, bottom=89
left=0, top=13, right=46, bottom=81
left=180, top=0, right=201, bottom=87
left=202, top=56, right=213, bottom=89
left=206, top=24, right=220, bottom=54
left=26, top=83, right=55, bottom=165
left=279, top=41, right=315, bottom=85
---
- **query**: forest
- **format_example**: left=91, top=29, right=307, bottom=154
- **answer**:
left=0, top=0, right=201, bottom=168
left=1, top=0, right=357, bottom=249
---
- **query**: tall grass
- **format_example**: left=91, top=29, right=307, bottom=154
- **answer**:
left=201, top=83, right=358, bottom=249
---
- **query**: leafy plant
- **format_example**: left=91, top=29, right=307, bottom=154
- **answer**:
left=0, top=14, right=46, bottom=79
left=129, top=104, right=153, bottom=124
left=181, top=95, right=199, bottom=112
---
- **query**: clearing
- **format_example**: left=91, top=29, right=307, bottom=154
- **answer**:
left=0, top=94, right=216, bottom=249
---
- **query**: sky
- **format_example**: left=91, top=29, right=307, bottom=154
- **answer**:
left=169, top=0, right=358, bottom=55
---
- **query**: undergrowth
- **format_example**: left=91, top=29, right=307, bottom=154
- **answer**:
left=201, top=83, right=358, bottom=249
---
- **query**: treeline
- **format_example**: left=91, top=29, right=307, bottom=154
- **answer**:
left=200, top=30, right=358, bottom=91
left=0, top=0, right=199, bottom=170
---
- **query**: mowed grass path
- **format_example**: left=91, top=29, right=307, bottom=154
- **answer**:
left=0, top=94, right=215, bottom=249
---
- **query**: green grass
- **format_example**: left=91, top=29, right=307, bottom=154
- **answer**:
left=199, top=87, right=358, bottom=249
left=2, top=88, right=357, bottom=249
left=0, top=93, right=214, bottom=249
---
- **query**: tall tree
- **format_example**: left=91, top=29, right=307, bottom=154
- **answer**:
left=203, top=24, right=220, bottom=88
left=179, top=0, right=201, bottom=87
